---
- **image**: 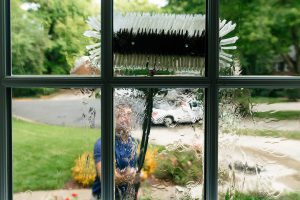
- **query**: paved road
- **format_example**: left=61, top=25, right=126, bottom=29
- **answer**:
left=13, top=98, right=300, bottom=131
left=12, top=99, right=101, bottom=128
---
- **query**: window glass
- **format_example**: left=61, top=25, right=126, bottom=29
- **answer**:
left=113, top=88, right=204, bottom=199
left=111, top=0, right=206, bottom=77
left=11, top=0, right=100, bottom=76
left=12, top=88, right=101, bottom=200
left=218, top=88, right=300, bottom=199
left=220, top=0, right=300, bottom=76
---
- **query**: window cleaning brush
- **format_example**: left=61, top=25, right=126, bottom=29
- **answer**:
left=84, top=12, right=238, bottom=75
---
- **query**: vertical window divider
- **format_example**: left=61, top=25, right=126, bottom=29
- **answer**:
left=0, top=0, right=12, bottom=200
left=204, top=0, right=219, bottom=199
left=101, top=0, right=114, bottom=199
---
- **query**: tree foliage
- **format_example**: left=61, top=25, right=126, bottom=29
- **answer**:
left=23, top=0, right=98, bottom=74
left=12, top=0, right=48, bottom=75
left=163, top=0, right=205, bottom=14
left=221, top=0, right=300, bottom=75
left=164, top=0, right=300, bottom=75
left=114, top=0, right=159, bottom=13
left=11, top=0, right=300, bottom=76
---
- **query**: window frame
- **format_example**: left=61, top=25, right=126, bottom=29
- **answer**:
left=1, top=0, right=300, bottom=199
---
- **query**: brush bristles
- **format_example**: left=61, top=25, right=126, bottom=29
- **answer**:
left=84, top=12, right=238, bottom=72
left=114, top=13, right=206, bottom=36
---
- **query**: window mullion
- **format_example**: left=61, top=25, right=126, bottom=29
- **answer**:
left=204, top=0, right=219, bottom=199
left=1, top=0, right=12, bottom=200
left=101, top=0, right=114, bottom=198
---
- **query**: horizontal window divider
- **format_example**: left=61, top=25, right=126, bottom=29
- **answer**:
left=218, top=76, right=300, bottom=88
left=2, top=76, right=211, bottom=88
left=3, top=76, right=300, bottom=88
left=2, top=76, right=103, bottom=88
left=111, top=77, right=210, bottom=87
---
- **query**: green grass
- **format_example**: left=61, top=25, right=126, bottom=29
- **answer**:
left=236, top=128, right=300, bottom=140
left=222, top=191, right=300, bottom=200
left=248, top=97, right=291, bottom=104
left=277, top=193, right=300, bottom=200
left=253, top=111, right=300, bottom=120
left=13, top=118, right=100, bottom=192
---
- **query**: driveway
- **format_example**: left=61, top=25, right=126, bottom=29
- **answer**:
left=253, top=102, right=300, bottom=112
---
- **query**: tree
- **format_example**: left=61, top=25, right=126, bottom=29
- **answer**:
left=222, top=0, right=300, bottom=75
left=114, top=0, right=160, bottom=13
left=271, top=0, right=300, bottom=74
left=164, top=0, right=300, bottom=75
left=162, top=0, right=205, bottom=14
left=11, top=0, right=48, bottom=75
left=24, top=0, right=98, bottom=74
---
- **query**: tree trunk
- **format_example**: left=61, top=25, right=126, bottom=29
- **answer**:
left=290, top=27, right=300, bottom=74
left=281, top=54, right=295, bottom=73
left=296, top=51, right=300, bottom=74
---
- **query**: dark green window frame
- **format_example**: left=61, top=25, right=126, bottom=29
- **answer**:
left=1, top=0, right=300, bottom=199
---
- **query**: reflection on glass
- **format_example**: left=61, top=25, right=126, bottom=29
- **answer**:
left=12, top=0, right=100, bottom=76
left=221, top=1, right=300, bottom=76
left=218, top=88, right=300, bottom=199
left=114, top=88, right=204, bottom=199
left=12, top=88, right=101, bottom=200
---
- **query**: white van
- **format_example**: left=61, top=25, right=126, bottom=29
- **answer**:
left=151, top=100, right=203, bottom=127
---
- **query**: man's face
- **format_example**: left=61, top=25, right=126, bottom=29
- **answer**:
left=115, top=107, right=132, bottom=133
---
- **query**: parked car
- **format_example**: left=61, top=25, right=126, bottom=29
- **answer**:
left=151, top=100, right=203, bottom=127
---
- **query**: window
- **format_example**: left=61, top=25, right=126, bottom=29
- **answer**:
left=1, top=0, right=300, bottom=200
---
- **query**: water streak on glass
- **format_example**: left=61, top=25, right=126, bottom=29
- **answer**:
left=218, top=88, right=300, bottom=199
left=103, top=0, right=208, bottom=77
left=113, top=88, right=204, bottom=199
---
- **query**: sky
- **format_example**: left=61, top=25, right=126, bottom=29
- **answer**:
left=93, top=0, right=168, bottom=7
left=149, top=0, right=168, bottom=7
left=22, top=0, right=168, bottom=11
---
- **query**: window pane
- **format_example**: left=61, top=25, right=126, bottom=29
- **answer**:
left=218, top=88, right=300, bottom=199
left=12, top=88, right=101, bottom=200
left=112, top=0, right=206, bottom=77
left=220, top=1, right=300, bottom=76
left=113, top=88, right=204, bottom=199
left=11, top=0, right=101, bottom=76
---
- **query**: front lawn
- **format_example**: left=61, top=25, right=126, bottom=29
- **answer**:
left=13, top=118, right=100, bottom=192
left=247, top=97, right=291, bottom=104
left=253, top=111, right=300, bottom=120
left=236, top=128, right=300, bottom=140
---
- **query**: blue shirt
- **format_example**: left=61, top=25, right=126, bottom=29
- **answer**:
left=92, top=136, right=137, bottom=197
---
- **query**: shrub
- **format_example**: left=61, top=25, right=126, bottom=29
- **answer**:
left=72, top=152, right=96, bottom=186
left=285, top=89, right=300, bottom=101
left=223, top=191, right=271, bottom=200
left=12, top=88, right=57, bottom=98
left=154, top=145, right=203, bottom=185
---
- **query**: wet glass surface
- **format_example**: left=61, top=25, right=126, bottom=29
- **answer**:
left=110, top=0, right=207, bottom=77
left=218, top=88, right=300, bottom=199
left=12, top=88, right=101, bottom=200
left=114, top=88, right=204, bottom=199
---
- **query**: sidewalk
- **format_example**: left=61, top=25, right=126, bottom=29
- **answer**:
left=14, top=189, right=92, bottom=200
